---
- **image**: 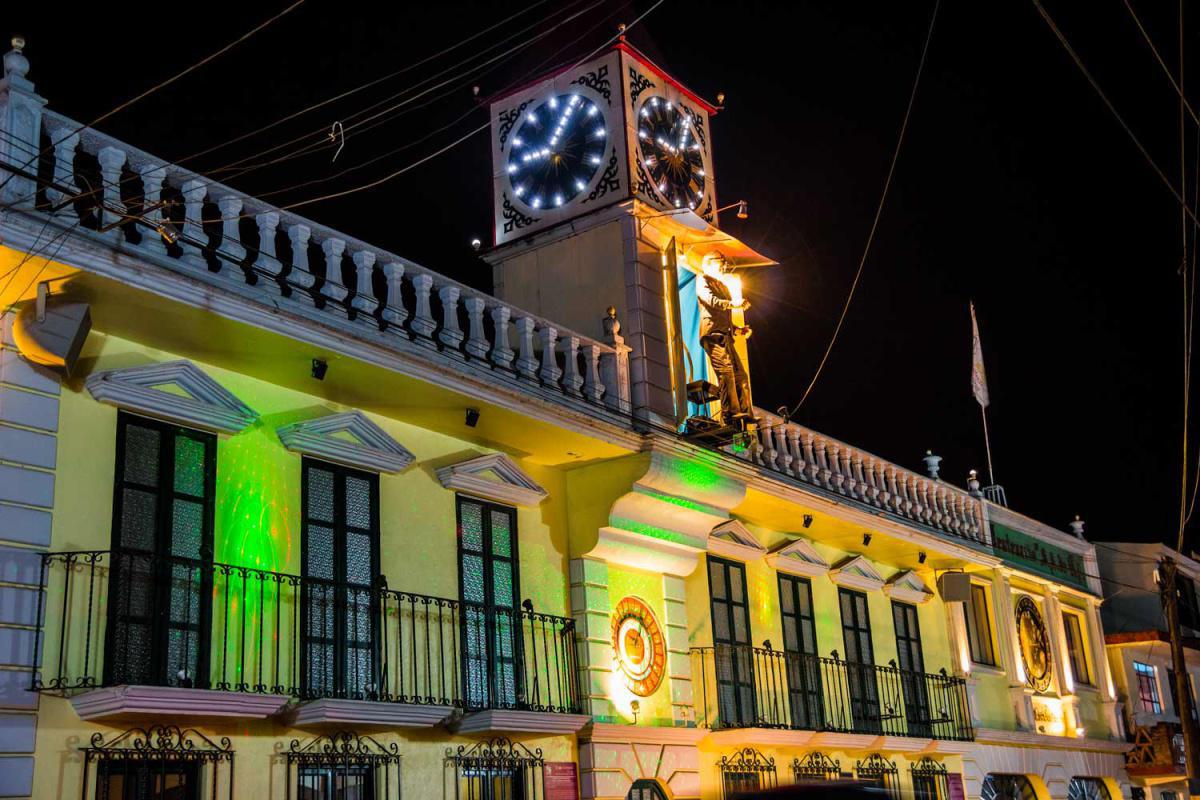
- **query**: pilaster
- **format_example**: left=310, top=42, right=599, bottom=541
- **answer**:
left=662, top=573, right=692, bottom=725
left=570, top=557, right=615, bottom=720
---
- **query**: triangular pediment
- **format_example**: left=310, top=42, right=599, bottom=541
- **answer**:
left=436, top=453, right=547, bottom=506
left=277, top=410, right=414, bottom=474
left=86, top=360, right=258, bottom=434
left=708, top=520, right=767, bottom=561
left=884, top=570, right=934, bottom=604
left=828, top=554, right=886, bottom=592
left=765, top=537, right=830, bottom=578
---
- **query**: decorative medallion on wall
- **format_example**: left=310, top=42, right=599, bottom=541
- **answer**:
left=1015, top=595, right=1053, bottom=692
left=611, top=596, right=666, bottom=697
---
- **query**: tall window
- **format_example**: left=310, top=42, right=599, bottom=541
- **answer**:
left=107, top=412, right=216, bottom=688
left=964, top=583, right=997, bottom=667
left=1061, top=611, right=1092, bottom=687
left=301, top=458, right=380, bottom=699
left=892, top=601, right=929, bottom=736
left=708, top=556, right=755, bottom=727
left=839, top=588, right=880, bottom=731
left=1134, top=662, right=1162, bottom=713
left=779, top=574, right=821, bottom=729
left=457, top=496, right=521, bottom=710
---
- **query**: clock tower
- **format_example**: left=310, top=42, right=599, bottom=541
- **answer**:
left=485, top=40, right=773, bottom=428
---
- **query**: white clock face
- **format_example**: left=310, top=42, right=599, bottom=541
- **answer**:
left=637, top=95, right=706, bottom=210
left=506, top=93, right=609, bottom=210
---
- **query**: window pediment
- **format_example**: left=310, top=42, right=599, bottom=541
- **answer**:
left=86, top=360, right=258, bottom=434
left=436, top=453, right=547, bottom=506
left=277, top=410, right=414, bottom=473
left=765, top=537, right=830, bottom=578
left=884, top=570, right=934, bottom=604
left=828, top=554, right=885, bottom=592
left=708, top=519, right=767, bottom=562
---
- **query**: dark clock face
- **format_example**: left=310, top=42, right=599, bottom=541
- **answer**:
left=637, top=96, right=706, bottom=209
left=506, top=93, right=608, bottom=210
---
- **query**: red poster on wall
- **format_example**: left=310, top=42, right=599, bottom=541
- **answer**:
left=947, top=773, right=966, bottom=800
left=545, top=762, right=579, bottom=800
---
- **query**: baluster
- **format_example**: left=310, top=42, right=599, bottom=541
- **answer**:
left=320, top=237, right=347, bottom=306
left=286, top=223, right=313, bottom=290
left=179, top=178, right=208, bottom=268
left=815, top=438, right=833, bottom=489
left=217, top=195, right=245, bottom=266
left=883, top=466, right=900, bottom=512
left=137, top=164, right=167, bottom=255
left=759, top=417, right=778, bottom=468
left=515, top=317, right=538, bottom=379
left=950, top=493, right=965, bottom=535
left=840, top=448, right=856, bottom=497
left=908, top=474, right=926, bottom=521
left=437, top=285, right=464, bottom=351
left=861, top=457, right=879, bottom=505
left=409, top=273, right=436, bottom=338
left=772, top=422, right=793, bottom=476
left=490, top=306, right=515, bottom=368
left=254, top=211, right=280, bottom=284
left=46, top=132, right=79, bottom=217
left=560, top=335, right=583, bottom=395
left=463, top=296, right=489, bottom=359
left=897, top=472, right=913, bottom=517
left=97, top=146, right=126, bottom=242
left=786, top=425, right=805, bottom=478
left=382, top=262, right=408, bottom=328
left=351, top=251, right=379, bottom=317
left=931, top=486, right=947, bottom=528
left=801, top=432, right=818, bottom=484
left=538, top=325, right=562, bottom=386
left=582, top=344, right=605, bottom=402
left=851, top=455, right=867, bottom=501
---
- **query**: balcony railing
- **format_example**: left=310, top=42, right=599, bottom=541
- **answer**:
left=30, top=550, right=581, bottom=715
left=692, top=644, right=973, bottom=741
left=747, top=408, right=989, bottom=547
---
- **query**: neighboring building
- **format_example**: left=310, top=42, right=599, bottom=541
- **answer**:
left=0, top=36, right=1127, bottom=800
left=1097, top=543, right=1200, bottom=800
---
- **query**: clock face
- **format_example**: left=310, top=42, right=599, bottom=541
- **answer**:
left=637, top=95, right=706, bottom=209
left=506, top=93, right=608, bottom=210
left=1015, top=596, right=1052, bottom=692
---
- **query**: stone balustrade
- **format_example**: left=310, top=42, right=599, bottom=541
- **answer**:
left=748, top=407, right=989, bottom=546
left=3, top=107, right=632, bottom=417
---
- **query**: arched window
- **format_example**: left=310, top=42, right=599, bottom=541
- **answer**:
left=1068, top=777, right=1112, bottom=800
left=628, top=779, right=668, bottom=800
left=981, top=774, right=1038, bottom=800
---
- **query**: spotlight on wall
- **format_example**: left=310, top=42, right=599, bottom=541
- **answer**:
left=802, top=514, right=814, bottom=529
left=630, top=699, right=640, bottom=724
left=918, top=551, right=927, bottom=564
left=862, top=532, right=872, bottom=547
left=465, top=408, right=481, bottom=427
left=311, top=358, right=328, bottom=380
left=736, top=200, right=749, bottom=219
left=470, top=237, right=482, bottom=251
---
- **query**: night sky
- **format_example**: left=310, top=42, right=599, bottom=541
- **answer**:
left=7, top=1, right=1193, bottom=546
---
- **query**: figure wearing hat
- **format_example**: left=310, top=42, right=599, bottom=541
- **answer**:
left=697, top=253, right=753, bottom=425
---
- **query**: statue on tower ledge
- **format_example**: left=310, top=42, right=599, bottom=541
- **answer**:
left=697, top=253, right=753, bottom=426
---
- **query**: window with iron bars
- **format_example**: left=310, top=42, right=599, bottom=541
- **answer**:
left=285, top=730, right=401, bottom=800
left=791, top=752, right=841, bottom=782
left=444, top=737, right=544, bottom=800
left=81, top=724, right=233, bottom=800
left=855, top=753, right=900, bottom=800
left=910, top=757, right=949, bottom=800
left=718, top=748, right=777, bottom=800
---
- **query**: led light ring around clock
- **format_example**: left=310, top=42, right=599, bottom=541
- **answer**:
left=636, top=94, right=707, bottom=211
left=1015, top=595, right=1053, bottom=692
left=611, top=596, right=666, bottom=697
left=505, top=89, right=609, bottom=212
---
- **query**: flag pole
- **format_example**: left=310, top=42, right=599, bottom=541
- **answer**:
left=980, top=403, right=995, bottom=487
left=970, top=301, right=995, bottom=487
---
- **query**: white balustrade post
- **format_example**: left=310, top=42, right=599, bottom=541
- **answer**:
left=538, top=326, right=562, bottom=386
left=515, top=317, right=538, bottom=379
left=47, top=131, right=79, bottom=217
left=0, top=39, right=45, bottom=208
left=583, top=344, right=605, bottom=403
left=320, top=238, right=348, bottom=306
left=137, top=164, right=167, bottom=255
left=437, top=285, right=464, bottom=351
left=803, top=432, right=820, bottom=484
left=773, top=423, right=793, bottom=476
left=216, top=195, right=245, bottom=267
left=490, top=306, right=515, bottom=368
left=381, top=262, right=408, bottom=328
left=254, top=211, right=280, bottom=284
left=560, top=335, right=583, bottom=395
left=599, top=307, right=632, bottom=414
left=180, top=178, right=208, bottom=268
left=409, top=273, right=436, bottom=338
left=351, top=251, right=379, bottom=317
left=841, top=449, right=856, bottom=496
left=97, top=146, right=127, bottom=242
left=786, top=426, right=805, bottom=478
left=463, top=296, right=489, bottom=359
left=287, top=223, right=313, bottom=290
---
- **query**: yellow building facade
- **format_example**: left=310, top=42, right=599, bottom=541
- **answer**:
left=0, top=36, right=1128, bottom=800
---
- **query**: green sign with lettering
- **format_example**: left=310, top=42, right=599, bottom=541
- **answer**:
left=990, top=522, right=1089, bottom=591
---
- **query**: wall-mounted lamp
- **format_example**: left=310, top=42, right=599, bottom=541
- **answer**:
left=465, top=408, right=480, bottom=428
left=802, top=514, right=814, bottom=529
left=736, top=200, right=748, bottom=219
left=311, top=358, right=328, bottom=380
left=630, top=699, right=640, bottom=725
left=862, top=532, right=872, bottom=547
left=470, top=237, right=482, bottom=251
left=918, top=551, right=927, bottom=564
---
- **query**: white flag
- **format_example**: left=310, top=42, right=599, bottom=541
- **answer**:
left=971, top=301, right=990, bottom=408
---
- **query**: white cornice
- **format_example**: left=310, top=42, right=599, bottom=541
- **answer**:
left=85, top=359, right=258, bottom=434
left=708, top=519, right=766, bottom=562
left=436, top=452, right=548, bottom=507
left=277, top=410, right=415, bottom=473
left=884, top=570, right=934, bottom=604
left=765, top=537, right=831, bottom=579
left=828, top=555, right=886, bottom=592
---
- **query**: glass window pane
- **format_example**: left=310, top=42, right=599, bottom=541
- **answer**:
left=462, top=554, right=486, bottom=603
left=307, top=467, right=335, bottom=523
left=345, top=530, right=372, bottom=586
left=493, top=561, right=514, bottom=609
left=170, top=499, right=204, bottom=559
left=119, top=488, right=159, bottom=551
left=459, top=500, right=484, bottom=552
left=491, top=509, right=511, bottom=557
left=306, top=524, right=334, bottom=580
left=709, top=560, right=727, bottom=600
left=729, top=565, right=745, bottom=603
left=345, top=475, right=372, bottom=529
left=123, top=423, right=160, bottom=486
left=172, top=435, right=206, bottom=496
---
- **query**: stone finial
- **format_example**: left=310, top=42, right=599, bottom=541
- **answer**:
left=602, top=305, right=622, bottom=342
left=4, top=37, right=30, bottom=84
left=1068, top=515, right=1085, bottom=538
left=967, top=469, right=982, bottom=497
left=922, top=449, right=942, bottom=480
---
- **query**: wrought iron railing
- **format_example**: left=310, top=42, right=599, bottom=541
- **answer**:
left=30, top=550, right=581, bottom=715
left=691, top=644, right=973, bottom=741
